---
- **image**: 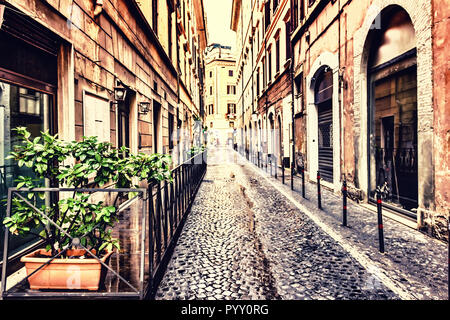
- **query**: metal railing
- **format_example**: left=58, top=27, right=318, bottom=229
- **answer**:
left=147, top=150, right=207, bottom=299
left=0, top=150, right=207, bottom=300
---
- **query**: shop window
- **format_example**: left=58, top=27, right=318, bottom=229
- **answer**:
left=368, top=6, right=418, bottom=212
left=0, top=81, right=53, bottom=257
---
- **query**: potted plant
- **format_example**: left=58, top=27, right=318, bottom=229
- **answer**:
left=2, top=127, right=172, bottom=291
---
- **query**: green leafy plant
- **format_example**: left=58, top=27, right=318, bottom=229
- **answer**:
left=3, top=127, right=172, bottom=257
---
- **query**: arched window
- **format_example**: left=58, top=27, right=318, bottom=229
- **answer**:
left=368, top=6, right=418, bottom=212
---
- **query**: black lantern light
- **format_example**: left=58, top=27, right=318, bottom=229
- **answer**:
left=138, top=101, right=151, bottom=115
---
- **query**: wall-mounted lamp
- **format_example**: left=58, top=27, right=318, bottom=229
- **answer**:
left=138, top=101, right=151, bottom=115
left=114, top=85, right=127, bottom=102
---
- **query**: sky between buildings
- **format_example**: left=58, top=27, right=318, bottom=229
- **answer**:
left=204, top=0, right=236, bottom=52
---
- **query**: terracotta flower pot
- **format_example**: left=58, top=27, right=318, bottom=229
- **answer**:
left=20, top=248, right=113, bottom=291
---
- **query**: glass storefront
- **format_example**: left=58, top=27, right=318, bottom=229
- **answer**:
left=369, top=67, right=418, bottom=211
left=368, top=7, right=418, bottom=214
left=0, top=81, right=53, bottom=257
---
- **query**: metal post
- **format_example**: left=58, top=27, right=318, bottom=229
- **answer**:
left=342, top=178, right=348, bottom=227
left=301, top=166, right=305, bottom=198
left=317, top=171, right=322, bottom=210
left=274, top=156, right=277, bottom=179
left=269, top=156, right=272, bottom=176
left=282, top=158, right=285, bottom=184
left=376, top=189, right=385, bottom=253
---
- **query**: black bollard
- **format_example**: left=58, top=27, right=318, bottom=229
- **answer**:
left=342, top=178, right=348, bottom=227
left=282, top=158, right=285, bottom=184
left=301, top=166, right=306, bottom=198
left=274, top=156, right=277, bottom=179
left=376, top=189, right=385, bottom=253
left=317, top=171, right=322, bottom=210
left=269, top=156, right=272, bottom=176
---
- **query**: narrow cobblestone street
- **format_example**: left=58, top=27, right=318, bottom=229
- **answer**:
left=155, top=146, right=447, bottom=300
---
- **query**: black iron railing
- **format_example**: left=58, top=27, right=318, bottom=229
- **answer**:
left=147, top=150, right=207, bottom=298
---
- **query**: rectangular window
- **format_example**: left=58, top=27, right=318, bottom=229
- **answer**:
left=210, top=71, right=213, bottom=78
left=273, top=0, right=279, bottom=13
left=268, top=48, right=272, bottom=82
left=275, top=37, right=280, bottom=73
left=256, top=68, right=260, bottom=96
left=257, top=27, right=260, bottom=53
left=262, top=58, right=266, bottom=88
left=168, top=10, right=172, bottom=60
left=210, top=86, right=212, bottom=95
left=229, top=70, right=233, bottom=77
left=265, top=1, right=271, bottom=31
left=168, top=111, right=174, bottom=150
left=293, top=0, right=299, bottom=29
left=300, top=0, right=305, bottom=20
left=227, top=85, right=236, bottom=95
left=286, top=20, right=292, bottom=60
left=152, top=0, right=158, bottom=35
left=208, top=104, right=214, bottom=115
left=227, top=103, right=236, bottom=114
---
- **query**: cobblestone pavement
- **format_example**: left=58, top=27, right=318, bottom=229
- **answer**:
left=247, top=151, right=448, bottom=300
left=155, top=146, right=448, bottom=300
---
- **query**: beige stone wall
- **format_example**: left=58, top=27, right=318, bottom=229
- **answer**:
left=4, top=0, right=206, bottom=167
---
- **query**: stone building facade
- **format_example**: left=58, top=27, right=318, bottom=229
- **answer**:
left=231, top=0, right=293, bottom=167
left=204, top=44, right=237, bottom=146
left=0, top=0, right=207, bottom=254
left=290, top=0, right=449, bottom=238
